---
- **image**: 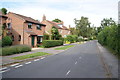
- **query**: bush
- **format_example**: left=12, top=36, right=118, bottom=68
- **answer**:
left=97, top=24, right=120, bottom=55
left=65, top=35, right=78, bottom=43
left=42, top=40, right=63, bottom=48
left=43, top=34, right=50, bottom=40
left=2, top=36, right=12, bottom=47
left=1, top=45, right=31, bottom=56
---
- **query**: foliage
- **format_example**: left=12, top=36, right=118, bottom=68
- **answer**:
left=42, top=40, right=63, bottom=48
left=2, top=36, right=12, bottom=47
left=52, top=18, right=62, bottom=23
left=98, top=24, right=120, bottom=56
left=43, top=34, right=50, bottom=40
left=65, top=35, right=78, bottom=43
left=12, top=52, right=51, bottom=60
left=70, top=27, right=80, bottom=36
left=74, top=16, right=91, bottom=37
left=101, top=18, right=116, bottom=29
left=55, top=45, right=75, bottom=50
left=1, top=8, right=7, bottom=15
left=1, top=45, right=31, bottom=56
left=51, top=26, right=61, bottom=40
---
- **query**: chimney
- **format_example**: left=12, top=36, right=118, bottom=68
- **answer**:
left=43, top=14, right=46, bottom=21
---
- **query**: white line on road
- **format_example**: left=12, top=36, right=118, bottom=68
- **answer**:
left=10, top=63, right=20, bottom=67
left=25, top=62, right=31, bottom=64
left=34, top=59, right=40, bottom=61
left=15, top=65, right=23, bottom=68
left=66, top=70, right=71, bottom=75
left=0, top=67, right=7, bottom=71
left=41, top=57, right=45, bottom=59
left=75, top=61, right=77, bottom=64
left=0, top=69, right=10, bottom=73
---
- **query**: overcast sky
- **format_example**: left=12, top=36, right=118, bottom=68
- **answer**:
left=0, top=0, right=119, bottom=27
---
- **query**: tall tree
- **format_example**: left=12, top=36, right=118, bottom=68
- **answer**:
left=1, top=8, right=7, bottom=15
left=52, top=18, right=62, bottom=23
left=74, top=16, right=91, bottom=37
left=101, top=18, right=115, bottom=28
left=51, top=26, right=61, bottom=40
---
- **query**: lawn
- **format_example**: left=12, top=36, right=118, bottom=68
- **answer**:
left=12, top=52, right=51, bottom=60
left=55, top=45, right=75, bottom=50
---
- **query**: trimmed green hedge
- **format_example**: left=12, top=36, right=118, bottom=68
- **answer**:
left=1, top=45, right=31, bottom=56
left=97, top=24, right=120, bottom=56
left=42, top=40, right=63, bottom=48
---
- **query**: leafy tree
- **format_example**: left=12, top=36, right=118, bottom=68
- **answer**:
left=51, top=26, right=61, bottom=40
left=52, top=18, right=62, bottom=23
left=74, top=16, right=91, bottom=38
left=101, top=18, right=115, bottom=29
left=1, top=8, right=7, bottom=15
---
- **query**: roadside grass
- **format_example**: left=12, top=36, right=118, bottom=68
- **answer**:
left=55, top=45, right=75, bottom=50
left=12, top=52, right=51, bottom=60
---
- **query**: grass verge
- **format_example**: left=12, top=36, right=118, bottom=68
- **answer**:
left=12, top=52, right=51, bottom=60
left=55, top=45, right=75, bottom=50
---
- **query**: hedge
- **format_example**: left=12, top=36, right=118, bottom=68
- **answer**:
left=42, top=40, right=63, bottom=48
left=64, top=35, right=78, bottom=43
left=1, top=45, right=31, bottom=56
left=97, top=24, right=120, bottom=55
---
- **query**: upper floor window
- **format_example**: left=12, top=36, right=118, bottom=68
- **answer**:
left=28, top=23, right=32, bottom=29
left=18, top=35, right=21, bottom=41
left=36, top=25, right=41, bottom=30
left=8, top=23, right=11, bottom=29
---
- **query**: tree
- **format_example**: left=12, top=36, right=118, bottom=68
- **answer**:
left=101, top=18, right=115, bottom=29
left=52, top=18, right=62, bottom=23
left=51, top=26, right=61, bottom=40
left=70, top=27, right=79, bottom=36
left=74, top=16, right=91, bottom=38
left=1, top=8, right=7, bottom=15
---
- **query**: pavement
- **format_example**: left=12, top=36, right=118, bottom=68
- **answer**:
left=1, top=40, right=118, bottom=78
left=1, top=44, right=73, bottom=66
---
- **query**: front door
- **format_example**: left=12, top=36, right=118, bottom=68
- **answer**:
left=31, top=36, right=35, bottom=47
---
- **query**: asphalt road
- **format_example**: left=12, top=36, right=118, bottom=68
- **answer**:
left=2, top=40, right=118, bottom=78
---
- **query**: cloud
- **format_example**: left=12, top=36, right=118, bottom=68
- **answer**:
left=0, top=0, right=119, bottom=27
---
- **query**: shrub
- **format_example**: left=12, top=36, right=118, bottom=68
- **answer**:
left=2, top=36, right=12, bottom=47
left=65, top=35, right=78, bottom=43
left=43, top=34, right=50, bottom=40
left=1, top=45, right=31, bottom=56
left=42, top=40, right=63, bottom=48
left=97, top=24, right=120, bottom=55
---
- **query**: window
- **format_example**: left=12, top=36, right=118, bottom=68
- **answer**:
left=36, top=25, right=41, bottom=30
left=37, top=36, right=42, bottom=44
left=11, top=35, right=14, bottom=41
left=18, top=35, right=21, bottom=41
left=28, top=23, right=32, bottom=29
left=8, top=23, right=11, bottom=29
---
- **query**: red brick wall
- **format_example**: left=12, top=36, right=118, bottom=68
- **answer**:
left=7, top=13, right=25, bottom=45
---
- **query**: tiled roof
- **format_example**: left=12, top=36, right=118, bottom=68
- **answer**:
left=47, top=20, right=62, bottom=29
left=62, top=26, right=69, bottom=30
left=9, top=12, right=45, bottom=26
left=25, top=30, right=37, bottom=35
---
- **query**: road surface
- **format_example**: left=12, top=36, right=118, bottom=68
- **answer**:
left=2, top=40, right=118, bottom=78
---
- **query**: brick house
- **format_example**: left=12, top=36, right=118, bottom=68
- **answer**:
left=41, top=15, right=71, bottom=37
left=6, top=12, right=46, bottom=47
